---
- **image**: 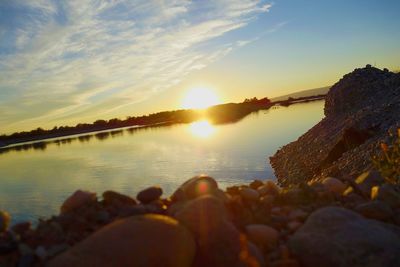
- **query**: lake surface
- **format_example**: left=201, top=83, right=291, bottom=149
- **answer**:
left=0, top=101, right=325, bottom=224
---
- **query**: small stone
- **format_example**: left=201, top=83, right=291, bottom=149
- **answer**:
left=245, top=224, right=279, bottom=251
left=250, top=180, right=264, bottom=190
left=260, top=195, right=275, bottom=207
left=0, top=211, right=11, bottom=232
left=288, top=209, right=308, bottom=222
left=287, top=221, right=302, bottom=233
left=355, top=200, right=394, bottom=221
left=240, top=188, right=260, bottom=201
left=321, top=177, right=346, bottom=194
left=175, top=195, right=227, bottom=239
left=258, top=181, right=280, bottom=196
left=136, top=186, right=163, bottom=204
left=102, top=190, right=136, bottom=206
left=60, top=190, right=97, bottom=214
left=371, top=184, right=400, bottom=208
left=11, top=222, right=31, bottom=236
left=171, top=175, right=218, bottom=202
left=35, top=246, right=47, bottom=260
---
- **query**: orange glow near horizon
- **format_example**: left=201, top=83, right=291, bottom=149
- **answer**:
left=188, top=120, right=216, bottom=138
left=181, top=87, right=220, bottom=110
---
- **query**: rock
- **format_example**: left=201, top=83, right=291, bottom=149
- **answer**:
left=288, top=209, right=308, bottom=222
left=18, top=243, right=33, bottom=256
left=371, top=184, right=400, bottom=208
left=321, top=177, right=346, bottom=194
left=48, top=214, right=196, bottom=267
left=60, top=190, right=96, bottom=214
left=0, top=211, right=10, bottom=232
left=245, top=224, right=279, bottom=251
left=270, top=66, right=400, bottom=185
left=47, top=243, right=69, bottom=258
left=289, top=207, right=400, bottom=267
left=260, top=195, right=275, bottom=207
left=174, top=195, right=227, bottom=238
left=17, top=254, right=35, bottom=267
left=240, top=187, right=260, bottom=201
left=102, top=190, right=136, bottom=206
left=171, top=175, right=218, bottom=202
left=258, top=181, right=280, bottom=196
left=11, top=222, right=31, bottom=236
left=193, top=221, right=265, bottom=267
left=287, top=221, right=302, bottom=233
left=250, top=180, right=264, bottom=190
left=95, top=210, right=110, bottom=223
left=355, top=200, right=394, bottom=221
left=136, top=186, right=163, bottom=204
left=35, top=246, right=47, bottom=260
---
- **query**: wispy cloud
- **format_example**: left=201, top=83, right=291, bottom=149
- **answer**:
left=0, top=0, right=272, bottom=132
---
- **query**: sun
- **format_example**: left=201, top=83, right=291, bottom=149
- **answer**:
left=181, top=87, right=220, bottom=110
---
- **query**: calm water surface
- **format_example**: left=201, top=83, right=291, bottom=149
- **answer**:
left=0, top=101, right=324, bottom=224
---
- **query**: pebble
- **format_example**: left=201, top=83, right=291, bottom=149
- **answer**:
left=355, top=200, right=394, bottom=221
left=250, top=180, right=264, bottom=190
left=102, top=190, right=136, bottom=206
left=287, top=221, right=302, bottom=233
left=245, top=224, right=279, bottom=250
left=322, top=177, right=346, bottom=194
left=240, top=187, right=260, bottom=201
left=60, top=190, right=96, bottom=214
left=136, top=186, right=163, bottom=204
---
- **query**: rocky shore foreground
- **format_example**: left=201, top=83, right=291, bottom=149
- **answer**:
left=1, top=171, right=400, bottom=267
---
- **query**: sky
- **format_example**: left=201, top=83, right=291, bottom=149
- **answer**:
left=0, top=0, right=399, bottom=134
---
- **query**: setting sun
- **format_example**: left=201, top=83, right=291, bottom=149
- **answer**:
left=181, top=87, right=220, bottom=110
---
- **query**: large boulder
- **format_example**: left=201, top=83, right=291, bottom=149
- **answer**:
left=289, top=207, right=400, bottom=267
left=48, top=214, right=196, bottom=267
left=270, top=66, right=400, bottom=185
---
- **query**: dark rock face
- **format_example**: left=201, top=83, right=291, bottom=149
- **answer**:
left=289, top=207, right=400, bottom=267
left=270, top=66, right=400, bottom=185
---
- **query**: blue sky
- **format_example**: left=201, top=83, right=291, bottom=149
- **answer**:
left=0, top=0, right=399, bottom=133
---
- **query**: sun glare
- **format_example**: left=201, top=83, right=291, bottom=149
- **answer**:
left=182, top=87, right=220, bottom=110
left=189, top=120, right=216, bottom=138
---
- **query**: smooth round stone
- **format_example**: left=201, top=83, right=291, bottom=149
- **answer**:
left=0, top=211, right=11, bottom=232
left=171, top=175, right=219, bottom=202
left=60, top=190, right=97, bottom=214
left=102, top=190, right=136, bottom=206
left=48, top=214, right=196, bottom=267
left=136, top=186, right=163, bottom=204
left=321, top=177, right=346, bottom=194
left=175, top=195, right=227, bottom=239
left=240, top=188, right=260, bottom=201
left=245, top=224, right=279, bottom=250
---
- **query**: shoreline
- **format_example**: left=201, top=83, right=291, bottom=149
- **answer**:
left=0, top=95, right=325, bottom=150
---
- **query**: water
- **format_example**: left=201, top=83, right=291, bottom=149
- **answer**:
left=0, top=101, right=324, bottom=224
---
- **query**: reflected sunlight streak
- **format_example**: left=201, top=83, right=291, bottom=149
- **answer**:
left=189, top=120, right=216, bottom=138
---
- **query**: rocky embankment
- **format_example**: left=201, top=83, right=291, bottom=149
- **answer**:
left=1, top=172, right=400, bottom=267
left=271, top=65, right=400, bottom=186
